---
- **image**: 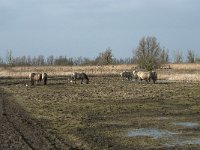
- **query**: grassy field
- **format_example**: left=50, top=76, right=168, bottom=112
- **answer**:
left=0, top=64, right=200, bottom=149
left=1, top=74, right=200, bottom=149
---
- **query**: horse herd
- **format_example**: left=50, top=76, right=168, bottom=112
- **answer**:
left=28, top=72, right=89, bottom=85
left=28, top=70, right=157, bottom=86
left=120, top=70, right=157, bottom=83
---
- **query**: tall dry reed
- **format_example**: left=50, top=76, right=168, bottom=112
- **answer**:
left=0, top=64, right=200, bottom=81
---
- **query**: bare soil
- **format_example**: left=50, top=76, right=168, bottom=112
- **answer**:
left=0, top=85, right=77, bottom=150
left=0, top=77, right=200, bottom=150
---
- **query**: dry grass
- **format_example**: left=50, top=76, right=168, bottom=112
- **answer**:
left=168, top=73, right=200, bottom=82
left=0, top=64, right=200, bottom=81
left=0, top=65, right=136, bottom=78
left=170, top=63, right=200, bottom=70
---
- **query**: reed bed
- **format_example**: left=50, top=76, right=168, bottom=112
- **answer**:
left=170, top=63, right=200, bottom=70
left=0, top=65, right=136, bottom=78
left=0, top=64, right=200, bottom=81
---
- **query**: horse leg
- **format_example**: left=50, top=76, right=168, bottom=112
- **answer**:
left=31, top=80, right=34, bottom=85
left=44, top=78, right=47, bottom=85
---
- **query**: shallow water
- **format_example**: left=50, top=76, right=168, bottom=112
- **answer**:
left=175, top=122, right=199, bottom=128
left=127, top=128, right=176, bottom=139
left=127, top=128, right=200, bottom=146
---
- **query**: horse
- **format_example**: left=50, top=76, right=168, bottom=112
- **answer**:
left=133, top=70, right=157, bottom=83
left=29, top=73, right=42, bottom=85
left=42, top=73, right=48, bottom=85
left=150, top=70, right=157, bottom=83
left=71, top=72, right=89, bottom=84
left=120, top=71, right=132, bottom=80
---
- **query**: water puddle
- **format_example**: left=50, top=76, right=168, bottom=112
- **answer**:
left=175, top=122, right=199, bottom=128
left=127, top=128, right=176, bottom=139
left=126, top=120, right=200, bottom=147
left=127, top=128, right=200, bottom=146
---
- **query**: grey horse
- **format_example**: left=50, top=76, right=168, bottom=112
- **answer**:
left=71, top=72, right=89, bottom=84
left=133, top=70, right=157, bottom=83
left=120, top=71, right=133, bottom=80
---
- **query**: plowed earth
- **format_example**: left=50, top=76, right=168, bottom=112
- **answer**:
left=0, top=79, right=75, bottom=150
left=0, top=77, right=200, bottom=150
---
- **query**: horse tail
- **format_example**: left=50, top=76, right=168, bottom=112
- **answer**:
left=83, top=73, right=89, bottom=84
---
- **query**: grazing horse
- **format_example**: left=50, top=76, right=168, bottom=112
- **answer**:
left=150, top=71, right=157, bottom=83
left=133, top=70, right=157, bottom=83
left=29, top=73, right=42, bottom=85
left=120, top=71, right=132, bottom=80
left=29, top=73, right=36, bottom=85
left=71, top=72, right=89, bottom=84
left=42, top=73, right=48, bottom=85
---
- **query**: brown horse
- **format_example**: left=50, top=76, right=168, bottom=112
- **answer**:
left=150, top=71, right=157, bottom=83
left=29, top=73, right=42, bottom=85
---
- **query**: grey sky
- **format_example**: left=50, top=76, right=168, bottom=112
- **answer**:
left=0, top=0, right=200, bottom=60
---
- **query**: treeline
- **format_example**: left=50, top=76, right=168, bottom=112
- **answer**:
left=0, top=49, right=134, bottom=67
left=1, top=36, right=200, bottom=67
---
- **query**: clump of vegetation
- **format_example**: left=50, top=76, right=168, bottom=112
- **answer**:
left=133, top=36, right=168, bottom=70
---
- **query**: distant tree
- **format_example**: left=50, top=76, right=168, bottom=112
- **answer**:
left=37, top=55, right=45, bottom=66
left=0, top=57, right=4, bottom=66
left=13, top=56, right=24, bottom=66
left=134, top=36, right=162, bottom=70
left=6, top=49, right=14, bottom=66
left=46, top=55, right=54, bottom=65
left=27, top=56, right=32, bottom=65
left=187, top=49, right=195, bottom=63
left=160, top=48, right=169, bottom=64
left=173, top=50, right=183, bottom=63
left=195, top=57, right=200, bottom=63
left=112, top=57, right=134, bottom=64
left=73, top=57, right=94, bottom=66
left=54, top=56, right=73, bottom=66
left=97, top=47, right=113, bottom=65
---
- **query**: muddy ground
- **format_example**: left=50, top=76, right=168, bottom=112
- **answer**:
left=0, top=79, right=77, bottom=150
left=0, top=77, right=200, bottom=149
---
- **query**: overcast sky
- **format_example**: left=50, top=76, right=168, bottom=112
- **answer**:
left=0, top=0, right=200, bottom=60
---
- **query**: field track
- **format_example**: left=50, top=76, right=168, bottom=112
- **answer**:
left=0, top=87, right=75, bottom=150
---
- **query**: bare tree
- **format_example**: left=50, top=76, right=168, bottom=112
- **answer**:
left=46, top=55, right=54, bottom=65
left=98, top=47, right=113, bottom=65
left=0, top=57, right=4, bottom=66
left=195, top=57, right=200, bottom=63
left=160, top=48, right=169, bottom=64
left=187, top=49, right=195, bottom=63
left=6, top=49, right=14, bottom=66
left=173, top=50, right=183, bottom=63
left=54, top=56, right=73, bottom=66
left=134, top=36, right=162, bottom=70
